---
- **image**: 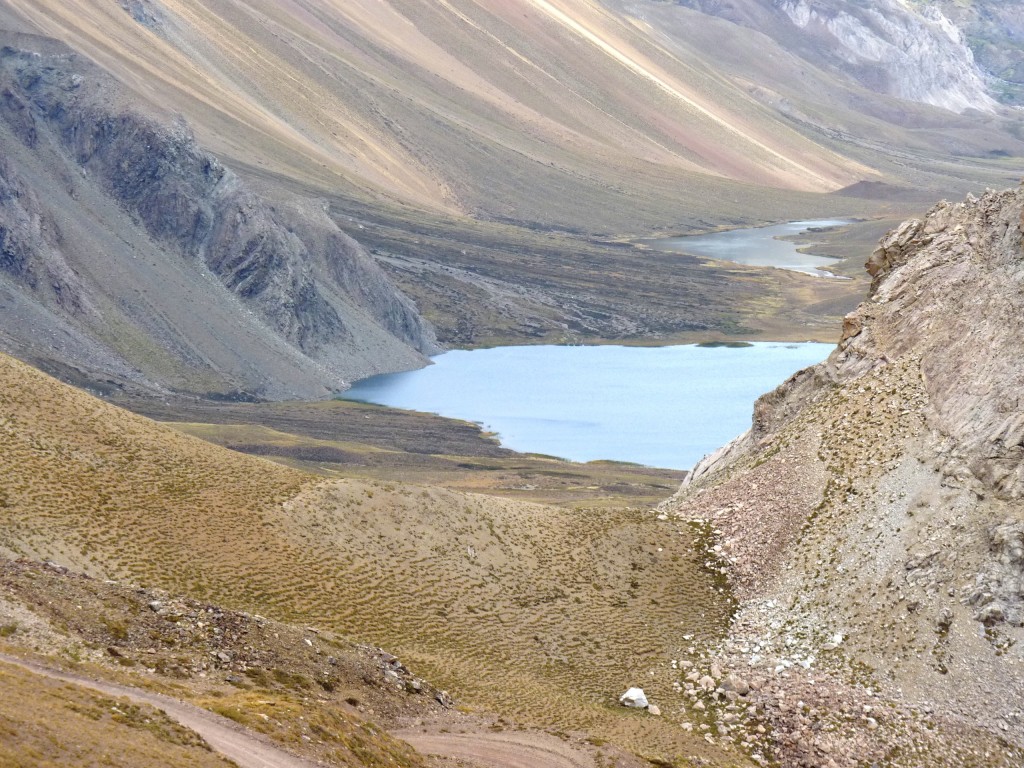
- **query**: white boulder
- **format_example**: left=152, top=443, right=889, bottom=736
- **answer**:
left=619, top=687, right=649, bottom=708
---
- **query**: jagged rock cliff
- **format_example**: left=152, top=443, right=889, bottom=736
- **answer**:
left=776, top=0, right=995, bottom=113
left=0, top=33, right=437, bottom=399
left=664, top=186, right=1024, bottom=766
left=668, top=0, right=1002, bottom=113
left=927, top=0, right=1024, bottom=106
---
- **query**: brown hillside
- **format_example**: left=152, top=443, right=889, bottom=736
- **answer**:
left=0, top=350, right=744, bottom=764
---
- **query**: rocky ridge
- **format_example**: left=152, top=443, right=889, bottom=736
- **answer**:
left=665, top=0, right=1003, bottom=113
left=661, top=185, right=1024, bottom=766
left=777, top=0, right=996, bottom=113
left=926, top=0, right=1024, bottom=106
left=0, top=33, right=437, bottom=399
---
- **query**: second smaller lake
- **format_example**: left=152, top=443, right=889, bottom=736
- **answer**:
left=645, top=219, right=849, bottom=277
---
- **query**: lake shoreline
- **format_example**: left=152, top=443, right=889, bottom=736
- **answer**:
left=637, top=218, right=855, bottom=277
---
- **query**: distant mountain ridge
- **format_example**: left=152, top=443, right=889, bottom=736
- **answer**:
left=666, top=0, right=1004, bottom=112
left=0, top=0, right=1022, bottom=393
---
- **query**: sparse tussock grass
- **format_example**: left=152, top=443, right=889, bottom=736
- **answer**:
left=0, top=662, right=231, bottom=768
left=0, top=352, right=736, bottom=761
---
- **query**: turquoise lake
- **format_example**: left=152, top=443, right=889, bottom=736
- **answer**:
left=341, top=342, right=832, bottom=470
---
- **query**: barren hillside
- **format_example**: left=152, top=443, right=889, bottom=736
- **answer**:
left=2, top=1, right=1022, bottom=380
left=0, top=34, right=438, bottom=399
left=3, top=0, right=1019, bottom=231
left=661, top=185, right=1024, bottom=766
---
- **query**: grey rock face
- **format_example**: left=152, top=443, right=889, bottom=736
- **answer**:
left=926, top=0, right=1024, bottom=106
left=672, top=0, right=1005, bottom=112
left=777, top=0, right=995, bottom=113
left=968, top=523, right=1024, bottom=627
left=841, top=187, right=1024, bottom=499
left=0, top=35, right=437, bottom=398
left=119, top=0, right=163, bottom=31
left=708, top=185, right=1024, bottom=502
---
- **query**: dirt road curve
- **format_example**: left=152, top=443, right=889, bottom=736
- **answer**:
left=0, top=653, right=318, bottom=768
left=394, top=730, right=595, bottom=768
left=1, top=652, right=614, bottom=768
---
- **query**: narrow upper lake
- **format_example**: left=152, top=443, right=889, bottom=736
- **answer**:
left=341, top=342, right=832, bottom=470
left=644, top=219, right=849, bottom=277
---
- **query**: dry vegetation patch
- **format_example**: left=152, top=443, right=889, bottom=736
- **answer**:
left=0, top=352, right=744, bottom=764
left=0, top=660, right=232, bottom=768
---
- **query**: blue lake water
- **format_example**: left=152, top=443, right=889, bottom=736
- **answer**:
left=645, top=219, right=849, bottom=277
left=341, top=342, right=832, bottom=470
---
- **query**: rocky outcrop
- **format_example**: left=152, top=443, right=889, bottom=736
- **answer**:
left=841, top=188, right=1024, bottom=499
left=926, top=0, right=1024, bottom=106
left=664, top=186, right=1024, bottom=765
left=777, top=0, right=995, bottom=113
left=967, top=522, right=1024, bottom=627
left=670, top=0, right=1003, bottom=113
left=0, top=34, right=437, bottom=398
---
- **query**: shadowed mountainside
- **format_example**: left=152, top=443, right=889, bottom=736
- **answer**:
left=0, top=34, right=437, bottom=399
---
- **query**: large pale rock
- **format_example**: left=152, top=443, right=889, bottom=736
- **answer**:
left=619, top=687, right=649, bottom=708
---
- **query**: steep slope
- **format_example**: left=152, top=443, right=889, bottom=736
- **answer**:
left=910, top=0, right=1024, bottom=106
left=3, top=0, right=1019, bottom=234
left=615, top=0, right=1024, bottom=170
left=0, top=0, right=871, bottom=226
left=656, top=0, right=1000, bottom=113
left=661, top=186, right=1024, bottom=766
left=0, top=33, right=437, bottom=399
left=3, top=1, right=1022, bottom=364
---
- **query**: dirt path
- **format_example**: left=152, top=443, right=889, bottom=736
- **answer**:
left=0, top=653, right=318, bottom=768
left=0, top=652, right=630, bottom=768
left=393, top=730, right=597, bottom=768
